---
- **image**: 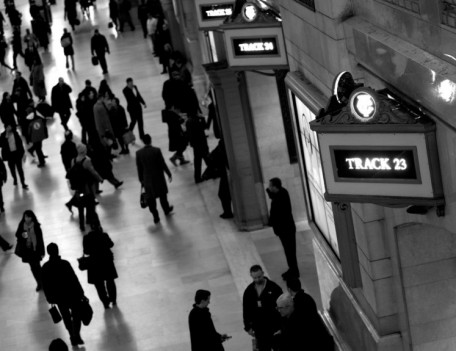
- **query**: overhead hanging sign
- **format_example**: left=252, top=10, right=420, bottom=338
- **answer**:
left=232, top=36, right=279, bottom=57
left=195, top=0, right=234, bottom=29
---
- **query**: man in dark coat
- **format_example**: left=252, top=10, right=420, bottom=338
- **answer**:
left=0, top=124, right=28, bottom=189
left=51, top=78, right=73, bottom=131
left=12, top=71, right=33, bottom=101
left=42, top=243, right=85, bottom=347
left=266, top=177, right=299, bottom=279
left=189, top=289, right=230, bottom=351
left=90, top=29, right=110, bottom=74
left=276, top=292, right=334, bottom=351
left=0, top=92, right=17, bottom=127
left=162, top=108, right=188, bottom=166
left=60, top=130, right=77, bottom=172
left=136, top=134, right=173, bottom=223
left=122, top=77, right=146, bottom=141
left=243, top=265, right=282, bottom=351
left=186, top=114, right=210, bottom=183
left=0, top=155, right=6, bottom=212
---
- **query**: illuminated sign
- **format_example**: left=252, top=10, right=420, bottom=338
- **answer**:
left=200, top=3, right=233, bottom=20
left=241, top=3, right=258, bottom=22
left=232, top=37, right=278, bottom=57
left=331, top=147, right=420, bottom=183
left=349, top=88, right=379, bottom=122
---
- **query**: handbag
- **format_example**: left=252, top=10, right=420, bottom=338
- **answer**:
left=91, top=56, right=99, bottom=66
left=60, top=37, right=71, bottom=48
left=140, top=187, right=148, bottom=209
left=80, top=296, right=93, bottom=326
left=122, top=130, right=136, bottom=144
left=77, top=255, right=91, bottom=271
left=49, top=305, right=62, bottom=324
left=108, top=21, right=114, bottom=28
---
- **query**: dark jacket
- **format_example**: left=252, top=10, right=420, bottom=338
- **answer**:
left=0, top=129, right=24, bottom=160
left=12, top=76, right=32, bottom=101
left=243, top=277, right=282, bottom=334
left=61, top=32, right=74, bottom=56
left=51, top=82, right=73, bottom=113
left=0, top=157, right=7, bottom=184
left=162, top=78, right=193, bottom=112
left=83, top=229, right=118, bottom=284
left=136, top=145, right=171, bottom=199
left=0, top=99, right=17, bottom=127
left=122, top=85, right=145, bottom=113
left=109, top=104, right=129, bottom=138
left=15, top=220, right=45, bottom=263
left=91, top=33, right=109, bottom=56
left=162, top=109, right=187, bottom=152
left=268, top=187, right=296, bottom=236
left=186, top=115, right=208, bottom=153
left=42, top=256, right=84, bottom=304
left=60, top=139, right=78, bottom=172
left=189, top=305, right=224, bottom=351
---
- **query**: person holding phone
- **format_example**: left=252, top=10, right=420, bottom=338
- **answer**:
left=189, top=289, right=230, bottom=351
left=14, top=210, right=45, bottom=291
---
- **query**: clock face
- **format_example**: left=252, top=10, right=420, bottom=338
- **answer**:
left=242, top=3, right=258, bottom=22
left=349, top=89, right=378, bottom=122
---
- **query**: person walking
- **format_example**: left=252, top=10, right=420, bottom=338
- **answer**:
left=0, top=92, right=17, bottom=127
left=138, top=0, right=148, bottom=38
left=98, top=79, right=113, bottom=99
left=83, top=224, right=118, bottom=309
left=266, top=177, right=299, bottom=280
left=0, top=34, right=13, bottom=71
left=27, top=107, right=48, bottom=168
left=42, top=243, right=86, bottom=347
left=23, top=28, right=38, bottom=48
left=162, top=108, right=188, bottom=166
left=51, top=78, right=73, bottom=130
left=146, top=13, right=158, bottom=55
left=243, top=265, right=282, bottom=351
left=189, top=289, right=230, bottom=351
left=0, top=234, right=12, bottom=251
left=186, top=113, right=210, bottom=184
left=88, top=139, right=123, bottom=189
left=122, top=77, right=146, bottom=141
left=12, top=71, right=33, bottom=101
left=109, top=97, right=129, bottom=154
left=14, top=210, right=45, bottom=291
left=109, top=0, right=119, bottom=30
left=61, top=28, right=74, bottom=69
left=136, top=134, right=173, bottom=224
left=60, top=130, right=78, bottom=173
left=29, top=57, right=46, bottom=101
left=93, top=92, right=115, bottom=148
left=24, top=40, right=40, bottom=72
left=11, top=26, right=24, bottom=70
left=67, top=144, right=103, bottom=230
left=0, top=155, right=6, bottom=212
left=64, top=0, right=78, bottom=31
left=213, top=140, right=233, bottom=219
left=91, top=29, right=110, bottom=74
left=118, top=0, right=135, bottom=32
left=0, top=124, right=28, bottom=189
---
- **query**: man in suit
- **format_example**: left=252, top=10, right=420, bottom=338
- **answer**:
left=136, top=134, right=173, bottom=223
left=0, top=124, right=28, bottom=189
left=90, top=29, right=110, bottom=74
left=123, top=77, right=146, bottom=141
left=42, top=243, right=86, bottom=347
left=51, top=78, right=73, bottom=131
left=266, top=177, right=299, bottom=280
left=12, top=71, right=32, bottom=101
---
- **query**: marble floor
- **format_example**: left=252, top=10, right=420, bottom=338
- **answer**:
left=0, top=1, right=321, bottom=350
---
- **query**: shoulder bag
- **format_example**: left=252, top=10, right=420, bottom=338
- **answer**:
left=77, top=255, right=91, bottom=271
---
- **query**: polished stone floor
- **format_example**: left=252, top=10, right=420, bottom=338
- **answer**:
left=0, top=1, right=321, bottom=350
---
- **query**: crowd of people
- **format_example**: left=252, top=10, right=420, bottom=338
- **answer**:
left=0, top=0, right=336, bottom=350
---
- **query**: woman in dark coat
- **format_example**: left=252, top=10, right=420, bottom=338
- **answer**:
left=83, top=224, right=118, bottom=308
left=163, top=109, right=188, bottom=165
left=15, top=210, right=45, bottom=291
left=0, top=92, right=17, bottom=127
left=61, top=28, right=74, bottom=69
left=98, top=79, right=113, bottom=99
left=24, top=40, right=40, bottom=71
left=109, top=97, right=129, bottom=154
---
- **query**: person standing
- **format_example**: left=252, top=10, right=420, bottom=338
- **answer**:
left=186, top=114, right=210, bottom=184
left=243, top=265, right=282, bottom=351
left=83, top=224, right=118, bottom=309
left=0, top=155, right=6, bottom=212
left=91, top=29, right=110, bottom=74
left=30, top=57, right=46, bottom=101
left=188, top=289, right=230, bottom=351
left=61, top=28, right=74, bottom=69
left=14, top=210, right=45, bottom=291
left=12, top=71, right=33, bottom=101
left=64, top=0, right=78, bottom=31
left=24, top=40, right=40, bottom=72
left=266, top=177, right=299, bottom=280
left=146, top=13, right=158, bottom=54
left=42, top=243, right=85, bottom=347
left=137, top=0, right=148, bottom=38
left=109, top=0, right=119, bottom=30
left=122, top=77, right=146, bottom=141
left=0, top=124, right=28, bottom=189
left=51, top=78, right=73, bottom=131
left=118, top=0, right=135, bottom=32
left=136, top=134, right=173, bottom=224
left=0, top=234, right=12, bottom=251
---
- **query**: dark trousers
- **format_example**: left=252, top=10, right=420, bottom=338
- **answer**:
left=119, top=13, right=134, bottom=31
left=58, top=111, right=71, bottom=130
left=128, top=108, right=145, bottom=140
left=193, top=148, right=210, bottom=182
left=255, top=330, right=278, bottom=351
left=0, top=234, right=10, bottom=250
left=97, top=53, right=108, bottom=73
left=75, top=195, right=99, bottom=230
left=148, top=194, right=170, bottom=220
left=7, top=151, right=25, bottom=185
left=278, top=232, right=299, bottom=275
left=94, top=279, right=117, bottom=306
left=0, top=184, right=3, bottom=208
left=29, top=140, right=45, bottom=164
left=12, top=50, right=24, bottom=68
left=58, top=302, right=82, bottom=340
left=140, top=18, right=147, bottom=38
left=29, top=259, right=42, bottom=286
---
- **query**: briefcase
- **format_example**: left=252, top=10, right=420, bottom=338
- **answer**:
left=140, top=187, right=148, bottom=209
left=122, top=130, right=136, bottom=145
left=91, top=56, right=99, bottom=66
left=49, top=305, right=62, bottom=324
left=80, top=296, right=93, bottom=326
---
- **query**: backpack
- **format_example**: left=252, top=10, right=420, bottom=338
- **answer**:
left=66, top=157, right=89, bottom=191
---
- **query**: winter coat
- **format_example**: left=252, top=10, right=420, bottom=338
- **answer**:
left=0, top=129, right=24, bottom=160
left=30, top=63, right=46, bottom=98
left=14, top=220, right=45, bottom=263
left=189, top=305, right=224, bottom=351
left=268, top=187, right=296, bottom=236
left=51, top=82, right=72, bottom=113
left=136, top=145, right=171, bottom=199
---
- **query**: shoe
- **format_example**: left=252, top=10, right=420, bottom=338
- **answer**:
left=153, top=217, right=160, bottom=224
left=65, top=202, right=73, bottom=214
left=220, top=213, right=234, bottom=219
left=0, top=207, right=4, bottom=213
left=37, top=163, right=45, bottom=168
left=102, top=70, right=108, bottom=74
left=169, top=157, right=177, bottom=166
left=179, top=159, right=190, bottom=165
left=75, top=336, right=84, bottom=345
left=119, top=149, right=128, bottom=155
left=27, top=147, right=35, bottom=156
left=103, top=302, right=110, bottom=309
left=70, top=337, right=78, bottom=346
left=165, top=205, right=174, bottom=216
left=43, top=155, right=48, bottom=158
left=80, top=225, right=85, bottom=231
left=66, top=62, right=69, bottom=68
left=22, top=184, right=29, bottom=190
left=111, top=300, right=117, bottom=306
left=36, top=284, right=42, bottom=292
left=114, top=181, right=123, bottom=189
left=195, top=179, right=203, bottom=184
left=13, top=180, right=17, bottom=186
left=3, top=244, right=12, bottom=251
left=96, top=190, right=103, bottom=194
